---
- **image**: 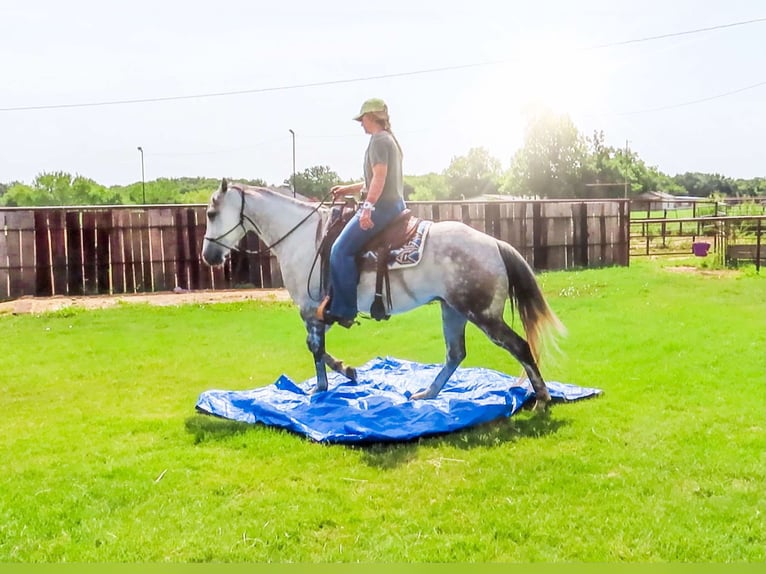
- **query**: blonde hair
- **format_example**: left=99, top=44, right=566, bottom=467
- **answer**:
left=370, top=111, right=403, bottom=158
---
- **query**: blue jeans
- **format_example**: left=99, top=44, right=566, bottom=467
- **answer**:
left=328, top=197, right=406, bottom=319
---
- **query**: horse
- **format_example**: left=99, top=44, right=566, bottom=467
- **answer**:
left=201, top=179, right=565, bottom=409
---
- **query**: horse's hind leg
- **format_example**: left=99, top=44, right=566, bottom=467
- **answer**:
left=476, top=317, right=551, bottom=410
left=411, top=302, right=468, bottom=400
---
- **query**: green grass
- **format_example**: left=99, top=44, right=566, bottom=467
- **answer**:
left=631, top=201, right=766, bottom=220
left=1, top=259, right=764, bottom=562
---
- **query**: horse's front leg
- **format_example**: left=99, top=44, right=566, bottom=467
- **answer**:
left=322, top=352, right=357, bottom=381
left=304, top=319, right=357, bottom=393
left=305, top=320, right=329, bottom=393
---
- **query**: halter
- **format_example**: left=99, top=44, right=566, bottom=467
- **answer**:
left=203, top=184, right=330, bottom=256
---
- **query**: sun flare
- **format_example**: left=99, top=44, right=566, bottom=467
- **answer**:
left=447, top=35, right=610, bottom=163
left=514, top=41, right=604, bottom=115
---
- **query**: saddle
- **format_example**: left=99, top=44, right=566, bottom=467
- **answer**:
left=318, top=199, right=422, bottom=321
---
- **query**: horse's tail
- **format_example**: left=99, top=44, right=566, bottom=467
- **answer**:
left=496, top=240, right=566, bottom=363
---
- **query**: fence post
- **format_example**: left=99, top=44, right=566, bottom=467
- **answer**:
left=96, top=211, right=111, bottom=294
left=185, top=208, right=200, bottom=289
left=532, top=203, right=548, bottom=270
left=34, top=211, right=52, bottom=297
left=573, top=202, right=588, bottom=267
left=619, top=200, right=630, bottom=266
left=65, top=211, right=84, bottom=295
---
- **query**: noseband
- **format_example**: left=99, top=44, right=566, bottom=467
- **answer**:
left=203, top=186, right=259, bottom=252
left=203, top=185, right=330, bottom=256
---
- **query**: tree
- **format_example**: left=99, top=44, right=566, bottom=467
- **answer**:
left=404, top=173, right=449, bottom=201
left=283, top=165, right=343, bottom=199
left=443, top=147, right=502, bottom=199
left=34, top=171, right=76, bottom=205
left=672, top=172, right=741, bottom=197
left=0, top=182, right=44, bottom=206
left=631, top=160, right=685, bottom=196
left=732, top=177, right=766, bottom=196
left=579, top=131, right=627, bottom=198
left=0, top=172, right=115, bottom=205
left=502, top=109, right=588, bottom=198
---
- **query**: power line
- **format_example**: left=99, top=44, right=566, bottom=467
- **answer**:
left=589, top=17, right=766, bottom=49
left=1, top=17, right=764, bottom=113
left=0, top=64, right=483, bottom=112
left=617, top=80, right=766, bottom=115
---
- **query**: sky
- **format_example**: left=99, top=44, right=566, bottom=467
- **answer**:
left=1, top=0, right=764, bottom=188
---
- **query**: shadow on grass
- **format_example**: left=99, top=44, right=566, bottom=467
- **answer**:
left=185, top=412, right=257, bottom=444
left=186, top=411, right=316, bottom=445
left=432, top=410, right=569, bottom=449
left=186, top=408, right=569, bottom=469
left=356, top=410, right=569, bottom=469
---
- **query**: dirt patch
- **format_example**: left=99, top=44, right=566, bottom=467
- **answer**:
left=0, top=288, right=292, bottom=315
left=664, top=265, right=739, bottom=278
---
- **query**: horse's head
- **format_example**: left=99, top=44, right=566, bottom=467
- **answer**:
left=201, top=178, right=247, bottom=266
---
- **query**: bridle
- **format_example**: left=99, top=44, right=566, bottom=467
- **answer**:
left=203, top=184, right=331, bottom=256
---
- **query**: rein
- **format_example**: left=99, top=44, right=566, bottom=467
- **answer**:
left=204, top=185, right=331, bottom=256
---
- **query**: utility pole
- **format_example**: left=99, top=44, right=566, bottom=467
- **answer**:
left=137, top=146, right=146, bottom=204
left=624, top=139, right=631, bottom=199
left=288, top=129, right=296, bottom=198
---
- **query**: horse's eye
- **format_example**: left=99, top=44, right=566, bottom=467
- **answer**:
left=207, top=211, right=217, bottom=220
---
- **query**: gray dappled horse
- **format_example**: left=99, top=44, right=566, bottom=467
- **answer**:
left=202, top=179, right=564, bottom=408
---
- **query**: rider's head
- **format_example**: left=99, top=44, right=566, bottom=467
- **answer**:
left=353, top=98, right=389, bottom=133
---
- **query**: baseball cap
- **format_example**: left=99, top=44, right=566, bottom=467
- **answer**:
left=353, top=98, right=388, bottom=121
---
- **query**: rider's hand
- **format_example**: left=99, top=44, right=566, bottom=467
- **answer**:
left=359, top=208, right=374, bottom=230
left=330, top=185, right=346, bottom=201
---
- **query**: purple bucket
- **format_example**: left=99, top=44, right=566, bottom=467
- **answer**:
left=692, top=242, right=711, bottom=257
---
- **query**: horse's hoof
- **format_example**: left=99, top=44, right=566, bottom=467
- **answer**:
left=311, top=385, right=328, bottom=395
left=410, top=390, right=432, bottom=401
left=532, top=398, right=551, bottom=414
left=345, top=367, right=357, bottom=381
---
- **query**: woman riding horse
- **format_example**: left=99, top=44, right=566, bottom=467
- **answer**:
left=317, top=98, right=407, bottom=328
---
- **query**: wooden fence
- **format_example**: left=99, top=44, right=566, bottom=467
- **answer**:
left=407, top=200, right=629, bottom=271
left=0, top=199, right=629, bottom=301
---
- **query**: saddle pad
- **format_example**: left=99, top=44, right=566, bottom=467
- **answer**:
left=195, top=356, right=602, bottom=443
left=362, top=220, right=432, bottom=269
left=389, top=219, right=431, bottom=268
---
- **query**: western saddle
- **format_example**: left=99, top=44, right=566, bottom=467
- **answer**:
left=318, top=198, right=422, bottom=321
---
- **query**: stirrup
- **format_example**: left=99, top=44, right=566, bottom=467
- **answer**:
left=316, top=296, right=331, bottom=321
left=316, top=296, right=356, bottom=328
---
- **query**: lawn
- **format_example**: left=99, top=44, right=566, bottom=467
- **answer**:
left=0, top=258, right=763, bottom=562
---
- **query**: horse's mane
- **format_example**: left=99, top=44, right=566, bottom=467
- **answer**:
left=230, top=182, right=325, bottom=207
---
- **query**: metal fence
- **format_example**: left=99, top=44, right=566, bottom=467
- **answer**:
left=629, top=213, right=765, bottom=270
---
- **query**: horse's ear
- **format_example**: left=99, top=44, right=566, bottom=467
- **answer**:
left=221, top=178, right=228, bottom=193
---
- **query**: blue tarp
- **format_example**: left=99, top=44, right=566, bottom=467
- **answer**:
left=195, top=356, right=602, bottom=443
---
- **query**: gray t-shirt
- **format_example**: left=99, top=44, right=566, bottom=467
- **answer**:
left=363, top=131, right=403, bottom=205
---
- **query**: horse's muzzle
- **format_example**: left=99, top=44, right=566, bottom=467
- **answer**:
left=201, top=241, right=227, bottom=267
